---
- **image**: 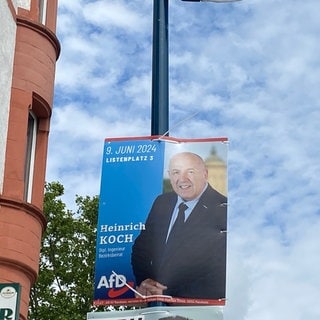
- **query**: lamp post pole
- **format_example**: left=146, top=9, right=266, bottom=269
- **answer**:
left=151, top=0, right=169, bottom=136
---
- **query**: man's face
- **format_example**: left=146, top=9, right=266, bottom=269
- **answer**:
left=168, top=153, right=208, bottom=201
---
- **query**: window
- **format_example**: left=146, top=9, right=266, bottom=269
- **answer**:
left=24, top=112, right=37, bottom=202
left=39, top=0, right=48, bottom=25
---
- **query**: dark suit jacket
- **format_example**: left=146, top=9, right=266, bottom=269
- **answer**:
left=131, top=185, right=227, bottom=300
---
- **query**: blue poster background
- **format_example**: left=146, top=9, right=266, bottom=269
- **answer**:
left=94, top=137, right=165, bottom=301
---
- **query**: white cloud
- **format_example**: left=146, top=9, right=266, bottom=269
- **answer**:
left=83, top=0, right=150, bottom=33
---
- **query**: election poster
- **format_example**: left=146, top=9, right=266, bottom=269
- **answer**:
left=94, top=136, right=228, bottom=307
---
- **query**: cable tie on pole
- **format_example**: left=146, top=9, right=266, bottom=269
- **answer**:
left=219, top=202, right=228, bottom=207
left=153, top=111, right=201, bottom=140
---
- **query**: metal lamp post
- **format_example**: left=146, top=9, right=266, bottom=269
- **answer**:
left=151, top=0, right=241, bottom=136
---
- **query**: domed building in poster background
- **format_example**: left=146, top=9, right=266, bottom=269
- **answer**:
left=205, top=148, right=227, bottom=197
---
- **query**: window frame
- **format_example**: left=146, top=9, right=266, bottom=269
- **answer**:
left=24, top=111, right=38, bottom=202
left=39, top=0, right=48, bottom=25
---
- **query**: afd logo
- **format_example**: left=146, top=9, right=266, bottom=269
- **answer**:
left=97, top=273, right=134, bottom=298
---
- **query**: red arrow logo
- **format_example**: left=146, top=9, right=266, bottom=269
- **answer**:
left=108, top=281, right=135, bottom=298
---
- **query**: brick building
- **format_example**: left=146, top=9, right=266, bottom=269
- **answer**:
left=0, top=1, right=59, bottom=319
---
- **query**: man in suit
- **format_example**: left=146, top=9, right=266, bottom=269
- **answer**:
left=131, top=152, right=227, bottom=300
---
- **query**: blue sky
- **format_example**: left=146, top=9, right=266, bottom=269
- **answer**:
left=47, top=0, right=320, bottom=318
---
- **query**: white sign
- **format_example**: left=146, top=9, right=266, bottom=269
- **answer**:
left=0, top=284, right=20, bottom=320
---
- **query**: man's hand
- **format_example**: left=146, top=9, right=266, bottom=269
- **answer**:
left=135, top=278, right=167, bottom=297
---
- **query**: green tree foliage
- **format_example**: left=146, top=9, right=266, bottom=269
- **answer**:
left=28, top=181, right=100, bottom=320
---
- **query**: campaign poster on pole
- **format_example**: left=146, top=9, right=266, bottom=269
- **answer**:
left=94, top=136, right=228, bottom=307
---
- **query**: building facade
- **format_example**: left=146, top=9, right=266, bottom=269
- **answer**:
left=0, top=1, right=59, bottom=319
